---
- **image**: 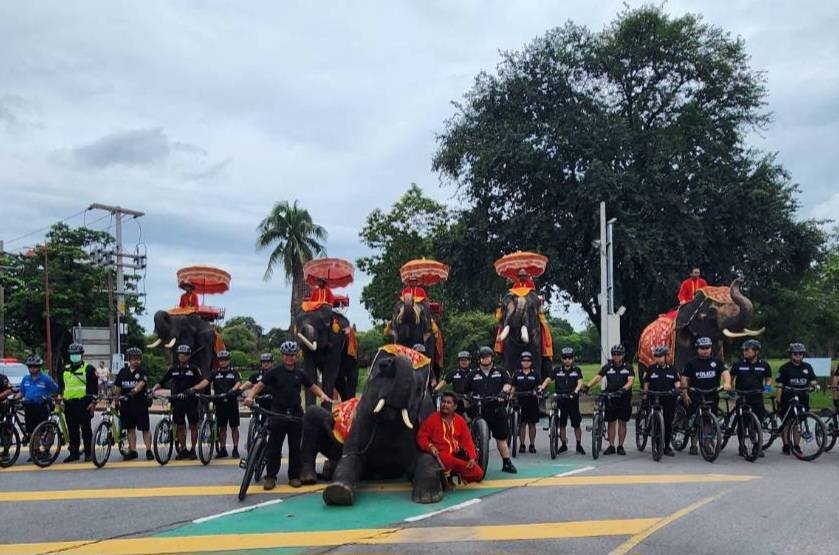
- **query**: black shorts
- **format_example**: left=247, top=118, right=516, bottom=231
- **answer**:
left=119, top=401, right=150, bottom=432
left=216, top=400, right=240, bottom=428
left=519, top=395, right=540, bottom=424
left=780, top=393, right=809, bottom=419
left=172, top=398, right=199, bottom=426
left=557, top=396, right=582, bottom=428
left=605, top=393, right=632, bottom=422
left=688, top=392, right=719, bottom=417
left=475, top=404, right=508, bottom=440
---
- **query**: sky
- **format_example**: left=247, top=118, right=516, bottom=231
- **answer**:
left=1, top=1, right=837, bottom=335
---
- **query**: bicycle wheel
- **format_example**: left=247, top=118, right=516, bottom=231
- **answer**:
left=786, top=413, right=826, bottom=462
left=823, top=413, right=838, bottom=453
left=0, top=421, right=21, bottom=468
left=650, top=411, right=665, bottom=462
left=738, top=412, right=762, bottom=462
left=509, top=410, right=519, bottom=458
left=671, top=408, right=689, bottom=451
left=197, top=419, right=215, bottom=465
left=591, top=412, right=603, bottom=460
left=153, top=418, right=174, bottom=465
left=549, top=414, right=558, bottom=460
left=719, top=413, right=732, bottom=451
left=238, top=434, right=266, bottom=501
left=30, top=420, right=61, bottom=468
left=471, top=418, right=490, bottom=480
left=635, top=406, right=649, bottom=452
left=117, top=429, right=131, bottom=458
left=92, top=421, right=112, bottom=468
left=761, top=412, right=782, bottom=451
left=698, top=411, right=721, bottom=463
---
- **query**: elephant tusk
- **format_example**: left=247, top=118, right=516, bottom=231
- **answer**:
left=401, top=409, right=413, bottom=430
left=146, top=338, right=162, bottom=349
left=373, top=398, right=386, bottom=414
left=744, top=327, right=765, bottom=336
left=521, top=326, right=529, bottom=345
left=723, top=329, right=748, bottom=338
left=296, top=333, right=317, bottom=351
left=498, top=325, right=510, bottom=341
left=165, top=337, right=177, bottom=349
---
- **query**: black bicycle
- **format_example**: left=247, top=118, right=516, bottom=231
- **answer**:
left=0, top=399, right=25, bottom=468
left=545, top=392, right=578, bottom=459
left=639, top=390, right=680, bottom=461
left=238, top=404, right=302, bottom=501
left=460, top=393, right=506, bottom=479
left=760, top=396, right=783, bottom=451
left=586, top=391, right=626, bottom=460
left=506, top=393, right=520, bottom=458
left=196, top=392, right=235, bottom=465
left=820, top=385, right=838, bottom=453
left=778, top=385, right=826, bottom=461
left=671, top=387, right=722, bottom=462
left=718, top=389, right=763, bottom=462
left=245, top=394, right=272, bottom=455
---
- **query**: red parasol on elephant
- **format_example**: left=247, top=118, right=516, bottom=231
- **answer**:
left=303, top=258, right=354, bottom=312
left=170, top=265, right=231, bottom=321
left=494, top=251, right=547, bottom=295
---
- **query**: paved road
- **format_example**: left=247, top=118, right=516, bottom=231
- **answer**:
left=1, top=413, right=836, bottom=554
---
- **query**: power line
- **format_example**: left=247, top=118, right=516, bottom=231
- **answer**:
left=4, top=208, right=89, bottom=246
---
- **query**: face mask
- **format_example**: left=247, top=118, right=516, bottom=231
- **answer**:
left=70, top=354, right=82, bottom=364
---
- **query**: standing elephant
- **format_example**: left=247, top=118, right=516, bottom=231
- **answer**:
left=638, top=279, right=763, bottom=372
left=146, top=310, right=218, bottom=373
left=496, top=291, right=544, bottom=376
left=390, top=298, right=442, bottom=377
left=294, top=305, right=358, bottom=407
left=317, top=346, right=442, bottom=506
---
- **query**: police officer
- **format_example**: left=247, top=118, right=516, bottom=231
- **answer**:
left=152, top=345, right=209, bottom=460
left=434, top=351, right=473, bottom=415
left=59, top=343, right=98, bottom=462
left=586, top=345, right=634, bottom=455
left=15, top=356, right=59, bottom=441
left=239, top=353, right=274, bottom=410
left=681, top=337, right=731, bottom=455
left=539, top=347, right=585, bottom=454
left=727, top=339, right=772, bottom=422
left=464, top=346, right=516, bottom=473
left=512, top=351, right=540, bottom=454
left=209, top=351, right=241, bottom=459
left=114, top=347, right=152, bottom=460
left=642, top=346, right=680, bottom=456
left=244, top=341, right=331, bottom=490
left=776, top=343, right=819, bottom=455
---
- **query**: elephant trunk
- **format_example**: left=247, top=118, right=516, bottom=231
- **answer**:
left=721, top=279, right=755, bottom=336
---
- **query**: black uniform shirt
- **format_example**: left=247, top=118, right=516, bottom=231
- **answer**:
left=210, top=368, right=240, bottom=395
left=682, top=357, right=725, bottom=391
left=553, top=365, right=583, bottom=394
left=776, top=362, right=815, bottom=389
left=157, top=364, right=203, bottom=395
left=443, top=366, right=472, bottom=395
left=261, top=365, right=313, bottom=411
left=248, top=369, right=273, bottom=409
left=598, top=362, right=634, bottom=393
left=729, top=358, right=771, bottom=392
left=643, top=364, right=680, bottom=392
left=512, top=369, right=539, bottom=393
left=466, top=365, right=510, bottom=398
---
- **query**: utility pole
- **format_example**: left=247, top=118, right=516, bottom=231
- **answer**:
left=0, top=239, right=7, bottom=358
left=43, top=245, right=53, bottom=376
left=87, top=204, right=145, bottom=367
left=597, top=202, right=625, bottom=364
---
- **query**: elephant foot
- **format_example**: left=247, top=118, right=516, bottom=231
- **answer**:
left=412, top=485, right=443, bottom=504
left=300, top=467, right=318, bottom=485
left=321, top=459, right=336, bottom=482
left=323, top=482, right=355, bottom=506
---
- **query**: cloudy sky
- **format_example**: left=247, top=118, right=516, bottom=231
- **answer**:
left=1, top=1, right=837, bottom=334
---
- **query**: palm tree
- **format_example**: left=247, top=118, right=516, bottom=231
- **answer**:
left=256, top=200, right=327, bottom=328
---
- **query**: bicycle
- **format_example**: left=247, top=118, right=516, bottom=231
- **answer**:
left=91, top=395, right=131, bottom=468
left=585, top=390, right=625, bottom=460
left=820, top=385, right=838, bottom=453
left=152, top=393, right=188, bottom=465
left=0, top=399, right=25, bottom=468
left=760, top=396, right=783, bottom=451
left=778, top=385, right=826, bottom=461
left=29, top=399, right=70, bottom=468
left=196, top=392, right=234, bottom=465
left=245, top=394, right=272, bottom=455
left=672, top=387, right=722, bottom=463
left=718, top=389, right=764, bottom=462
left=238, top=404, right=302, bottom=501
left=459, top=393, right=505, bottom=479
left=638, top=390, right=681, bottom=461
left=544, top=392, right=578, bottom=459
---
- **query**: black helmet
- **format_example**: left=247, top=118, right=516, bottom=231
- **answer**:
left=125, top=347, right=142, bottom=358
left=68, top=343, right=84, bottom=355
left=457, top=351, right=471, bottom=360
left=788, top=343, right=806, bottom=354
left=279, top=341, right=299, bottom=355
left=560, top=347, right=575, bottom=357
left=520, top=351, right=533, bottom=361
left=653, top=345, right=669, bottom=357
left=176, top=344, right=192, bottom=355
left=25, top=355, right=43, bottom=367
left=477, top=346, right=494, bottom=358
left=695, top=337, right=713, bottom=348
left=260, top=352, right=275, bottom=362
left=217, top=350, right=231, bottom=360
left=610, top=344, right=626, bottom=355
left=741, top=339, right=761, bottom=351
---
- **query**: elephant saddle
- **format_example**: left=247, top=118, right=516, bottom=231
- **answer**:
left=638, top=313, right=677, bottom=368
left=380, top=344, right=431, bottom=369
left=332, top=397, right=360, bottom=444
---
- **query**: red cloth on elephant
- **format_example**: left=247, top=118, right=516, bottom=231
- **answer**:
left=677, top=277, right=708, bottom=304
left=179, top=291, right=199, bottom=308
left=401, top=286, right=427, bottom=303
left=417, top=411, right=482, bottom=483
left=302, top=286, right=337, bottom=312
left=638, top=313, right=676, bottom=369
left=332, top=397, right=360, bottom=444
left=511, top=277, right=536, bottom=291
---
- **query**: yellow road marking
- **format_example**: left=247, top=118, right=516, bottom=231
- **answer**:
left=0, top=518, right=661, bottom=554
left=1, top=456, right=327, bottom=473
left=0, top=474, right=757, bottom=503
left=610, top=490, right=731, bottom=555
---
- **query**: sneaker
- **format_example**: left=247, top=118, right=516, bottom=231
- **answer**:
left=782, top=445, right=790, bottom=455
left=289, top=478, right=302, bottom=488
left=616, top=445, right=626, bottom=456
left=603, top=445, right=616, bottom=455
left=501, top=459, right=518, bottom=474
left=83, top=453, right=92, bottom=463
left=64, top=453, right=80, bottom=463
left=217, top=448, right=229, bottom=459
left=517, top=447, right=525, bottom=455
left=558, top=443, right=568, bottom=454
left=188, top=449, right=197, bottom=460
left=263, top=477, right=277, bottom=490
left=663, top=448, right=675, bottom=457
left=576, top=444, right=586, bottom=455
left=689, top=446, right=698, bottom=456
left=146, top=450, right=154, bottom=460
left=528, top=444, right=536, bottom=454
left=175, top=450, right=188, bottom=460
left=231, top=447, right=240, bottom=459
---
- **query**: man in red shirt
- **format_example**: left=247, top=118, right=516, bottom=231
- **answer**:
left=401, top=277, right=428, bottom=303
left=677, top=267, right=708, bottom=304
left=417, top=391, right=483, bottom=484
left=307, top=278, right=337, bottom=305
left=179, top=282, right=199, bottom=308
left=511, top=269, right=536, bottom=291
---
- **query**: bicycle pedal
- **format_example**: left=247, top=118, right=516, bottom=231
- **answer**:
left=238, top=459, right=247, bottom=469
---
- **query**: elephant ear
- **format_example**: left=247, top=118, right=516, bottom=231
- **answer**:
left=675, top=292, right=707, bottom=330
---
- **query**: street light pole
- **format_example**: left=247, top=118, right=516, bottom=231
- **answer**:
left=43, top=245, right=53, bottom=376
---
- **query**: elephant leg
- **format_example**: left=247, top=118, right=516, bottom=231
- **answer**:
left=323, top=453, right=365, bottom=506
left=320, top=350, right=342, bottom=407
left=412, top=452, right=443, bottom=504
left=300, top=407, right=333, bottom=485
left=302, top=355, right=320, bottom=408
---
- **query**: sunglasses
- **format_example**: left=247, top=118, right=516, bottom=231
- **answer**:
left=521, top=359, right=532, bottom=363
left=561, top=355, right=574, bottom=359
left=698, top=346, right=712, bottom=349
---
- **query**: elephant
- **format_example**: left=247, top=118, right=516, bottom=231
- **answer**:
left=313, top=346, right=442, bottom=506
left=496, top=290, right=544, bottom=377
left=637, top=279, right=763, bottom=373
left=146, top=310, right=217, bottom=373
left=294, top=305, right=359, bottom=407
left=390, top=297, right=442, bottom=378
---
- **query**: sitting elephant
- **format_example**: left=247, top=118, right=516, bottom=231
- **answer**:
left=305, top=345, right=441, bottom=506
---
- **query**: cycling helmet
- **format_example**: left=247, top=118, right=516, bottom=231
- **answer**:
left=788, top=343, right=806, bottom=354
left=695, top=337, right=713, bottom=348
left=741, top=339, right=761, bottom=351
left=260, top=352, right=274, bottom=362
left=176, top=344, right=192, bottom=355
left=477, top=346, right=494, bottom=358
left=457, top=351, right=471, bottom=360
left=216, top=350, right=230, bottom=359
left=125, top=347, right=143, bottom=358
left=24, top=355, right=43, bottom=367
left=279, top=341, right=300, bottom=355
left=520, top=351, right=533, bottom=361
left=412, top=344, right=427, bottom=353
left=68, top=343, right=84, bottom=355
left=560, top=347, right=575, bottom=357
left=653, top=345, right=669, bottom=357
left=610, top=344, right=626, bottom=355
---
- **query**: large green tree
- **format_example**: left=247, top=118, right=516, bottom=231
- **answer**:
left=256, top=200, right=326, bottom=327
left=433, top=7, right=823, bottom=353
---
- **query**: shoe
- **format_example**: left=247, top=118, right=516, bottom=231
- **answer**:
left=232, top=448, right=240, bottom=459
left=64, top=453, right=80, bottom=463
left=603, top=445, right=615, bottom=455
left=501, top=459, right=518, bottom=473
left=263, top=477, right=277, bottom=490
left=758, top=450, right=765, bottom=458
left=528, top=444, right=536, bottom=454
left=558, top=443, right=568, bottom=454
left=175, top=450, right=188, bottom=460
left=616, top=445, right=626, bottom=456
left=516, top=447, right=525, bottom=455
left=289, top=478, right=302, bottom=488
left=689, top=446, right=698, bottom=456
left=217, top=448, right=229, bottom=459
left=146, top=450, right=154, bottom=460
left=664, top=448, right=675, bottom=457
left=188, top=449, right=197, bottom=460
left=782, top=445, right=790, bottom=455
left=576, top=444, right=586, bottom=455
left=83, top=453, right=92, bottom=463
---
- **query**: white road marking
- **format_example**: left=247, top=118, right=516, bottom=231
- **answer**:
left=192, top=499, right=284, bottom=524
left=403, top=498, right=482, bottom=522
left=554, top=465, right=595, bottom=477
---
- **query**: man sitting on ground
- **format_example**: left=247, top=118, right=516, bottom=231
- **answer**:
left=417, top=391, right=483, bottom=485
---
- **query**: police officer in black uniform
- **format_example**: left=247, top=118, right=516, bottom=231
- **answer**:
left=465, top=346, right=516, bottom=473
left=512, top=351, right=540, bottom=454
left=540, top=347, right=585, bottom=454
left=681, top=336, right=731, bottom=455
left=434, top=351, right=473, bottom=415
left=727, top=339, right=772, bottom=422
left=586, top=344, right=634, bottom=455
left=244, top=341, right=331, bottom=490
left=114, top=347, right=152, bottom=460
left=776, top=343, right=819, bottom=455
left=642, top=345, right=680, bottom=456
left=208, top=350, right=241, bottom=459
left=239, top=353, right=275, bottom=410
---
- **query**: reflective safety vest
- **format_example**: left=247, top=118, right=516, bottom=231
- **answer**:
left=63, top=364, right=88, bottom=400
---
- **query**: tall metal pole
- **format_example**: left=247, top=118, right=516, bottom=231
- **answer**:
left=0, top=283, right=5, bottom=359
left=43, top=246, right=53, bottom=376
left=115, top=210, right=123, bottom=359
left=599, top=202, right=608, bottom=365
